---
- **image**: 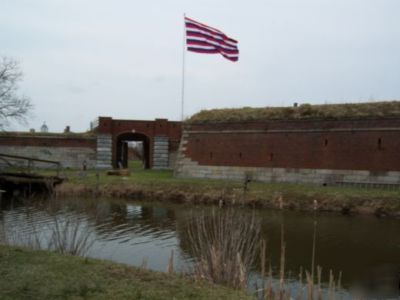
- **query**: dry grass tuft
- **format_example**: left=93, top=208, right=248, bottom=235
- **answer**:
left=47, top=213, right=95, bottom=256
left=186, top=209, right=261, bottom=289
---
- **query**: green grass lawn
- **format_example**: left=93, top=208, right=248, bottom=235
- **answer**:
left=127, top=159, right=145, bottom=171
left=0, top=245, right=253, bottom=300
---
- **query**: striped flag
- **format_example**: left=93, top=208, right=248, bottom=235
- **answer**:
left=185, top=17, right=239, bottom=62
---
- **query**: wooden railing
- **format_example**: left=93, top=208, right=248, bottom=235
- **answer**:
left=0, top=153, right=61, bottom=176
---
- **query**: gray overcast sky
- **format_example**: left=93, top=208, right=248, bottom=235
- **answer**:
left=1, top=0, right=400, bottom=132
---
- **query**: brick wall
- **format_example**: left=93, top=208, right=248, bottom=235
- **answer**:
left=175, top=118, right=400, bottom=185
left=0, top=133, right=97, bottom=169
left=96, top=117, right=182, bottom=169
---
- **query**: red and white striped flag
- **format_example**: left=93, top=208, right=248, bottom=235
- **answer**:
left=185, top=17, right=239, bottom=62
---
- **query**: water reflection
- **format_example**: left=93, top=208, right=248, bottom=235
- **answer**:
left=0, top=197, right=399, bottom=299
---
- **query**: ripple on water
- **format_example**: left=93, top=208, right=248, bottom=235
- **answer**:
left=2, top=198, right=400, bottom=299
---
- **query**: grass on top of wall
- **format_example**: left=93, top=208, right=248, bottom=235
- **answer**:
left=0, top=245, right=252, bottom=300
left=187, top=101, right=400, bottom=124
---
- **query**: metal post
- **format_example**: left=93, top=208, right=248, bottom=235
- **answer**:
left=181, top=13, right=187, bottom=121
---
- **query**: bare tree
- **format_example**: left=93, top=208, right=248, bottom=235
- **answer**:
left=0, top=56, right=33, bottom=128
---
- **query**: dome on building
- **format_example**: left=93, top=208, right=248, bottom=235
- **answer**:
left=40, top=122, right=48, bottom=133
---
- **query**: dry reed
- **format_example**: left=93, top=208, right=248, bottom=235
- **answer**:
left=167, top=249, right=174, bottom=274
left=254, top=221, right=349, bottom=300
left=47, top=213, right=95, bottom=256
left=186, top=208, right=261, bottom=289
left=2, top=205, right=95, bottom=257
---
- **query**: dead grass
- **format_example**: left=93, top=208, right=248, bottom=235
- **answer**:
left=187, top=101, right=400, bottom=124
left=255, top=225, right=349, bottom=300
left=182, top=209, right=354, bottom=299
left=47, top=214, right=95, bottom=256
left=186, top=209, right=261, bottom=289
left=2, top=208, right=95, bottom=257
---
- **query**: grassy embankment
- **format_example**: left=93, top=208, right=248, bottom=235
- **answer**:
left=51, top=161, right=400, bottom=217
left=187, top=101, right=400, bottom=123
left=0, top=245, right=252, bottom=300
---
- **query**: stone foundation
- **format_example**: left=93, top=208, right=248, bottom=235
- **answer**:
left=153, top=136, right=169, bottom=170
left=96, top=134, right=112, bottom=169
left=176, top=158, right=400, bottom=186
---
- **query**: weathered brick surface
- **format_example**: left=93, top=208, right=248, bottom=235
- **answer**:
left=0, top=146, right=96, bottom=169
left=0, top=134, right=96, bottom=148
left=176, top=118, right=400, bottom=185
left=183, top=119, right=400, bottom=171
left=0, top=120, right=182, bottom=171
left=96, top=117, right=182, bottom=169
left=0, top=134, right=97, bottom=169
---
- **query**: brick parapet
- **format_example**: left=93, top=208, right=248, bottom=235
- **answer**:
left=186, top=117, right=400, bottom=132
left=0, top=133, right=96, bottom=149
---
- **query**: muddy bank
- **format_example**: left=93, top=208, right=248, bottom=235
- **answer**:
left=55, top=182, right=400, bottom=218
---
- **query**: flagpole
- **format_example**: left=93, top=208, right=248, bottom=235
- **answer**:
left=180, top=13, right=186, bottom=121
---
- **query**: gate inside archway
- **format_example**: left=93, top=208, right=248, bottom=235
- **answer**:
left=116, top=132, right=150, bottom=169
left=93, top=117, right=182, bottom=170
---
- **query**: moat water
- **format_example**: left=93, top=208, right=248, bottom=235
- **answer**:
left=0, top=197, right=399, bottom=299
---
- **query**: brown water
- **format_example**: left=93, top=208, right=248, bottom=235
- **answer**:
left=1, top=197, right=399, bottom=299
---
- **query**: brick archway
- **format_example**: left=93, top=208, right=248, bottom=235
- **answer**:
left=116, top=131, right=151, bottom=169
left=94, top=117, right=181, bottom=170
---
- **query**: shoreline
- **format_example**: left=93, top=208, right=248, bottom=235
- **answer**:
left=54, top=173, right=400, bottom=218
left=0, top=245, right=252, bottom=300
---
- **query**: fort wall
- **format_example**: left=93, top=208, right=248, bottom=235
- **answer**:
left=0, top=117, right=183, bottom=171
left=96, top=117, right=182, bottom=169
left=175, top=118, right=400, bottom=185
left=0, top=134, right=97, bottom=169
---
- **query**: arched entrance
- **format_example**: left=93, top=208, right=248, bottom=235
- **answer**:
left=115, top=132, right=151, bottom=169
